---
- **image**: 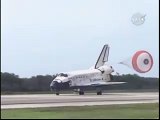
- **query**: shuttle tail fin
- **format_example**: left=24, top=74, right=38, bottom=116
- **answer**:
left=95, top=44, right=109, bottom=69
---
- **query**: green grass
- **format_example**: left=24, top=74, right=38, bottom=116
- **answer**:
left=1, top=103, right=159, bottom=119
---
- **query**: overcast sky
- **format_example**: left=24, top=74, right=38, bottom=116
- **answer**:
left=1, top=0, right=159, bottom=78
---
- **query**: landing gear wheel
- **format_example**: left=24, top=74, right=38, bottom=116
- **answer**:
left=97, top=91, right=102, bottom=95
left=79, top=91, right=84, bottom=95
left=55, top=89, right=60, bottom=95
left=56, top=92, right=59, bottom=95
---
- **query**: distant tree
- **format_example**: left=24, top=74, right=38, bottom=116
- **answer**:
left=1, top=72, right=22, bottom=91
left=1, top=72, right=159, bottom=92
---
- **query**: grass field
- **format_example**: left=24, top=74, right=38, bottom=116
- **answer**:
left=1, top=103, right=159, bottom=119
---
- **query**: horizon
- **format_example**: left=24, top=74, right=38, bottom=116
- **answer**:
left=1, top=72, right=159, bottom=79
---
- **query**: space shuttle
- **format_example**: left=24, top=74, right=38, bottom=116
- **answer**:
left=50, top=44, right=125, bottom=95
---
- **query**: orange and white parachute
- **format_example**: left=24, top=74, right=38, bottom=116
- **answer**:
left=132, top=50, right=153, bottom=73
left=119, top=50, right=153, bottom=73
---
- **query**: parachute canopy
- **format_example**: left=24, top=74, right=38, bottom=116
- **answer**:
left=119, top=50, right=153, bottom=73
left=132, top=50, right=153, bottom=73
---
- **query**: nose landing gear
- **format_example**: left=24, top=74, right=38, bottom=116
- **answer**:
left=50, top=81, right=61, bottom=95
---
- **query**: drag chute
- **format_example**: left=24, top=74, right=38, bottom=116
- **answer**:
left=132, top=50, right=153, bottom=73
left=119, top=50, right=153, bottom=73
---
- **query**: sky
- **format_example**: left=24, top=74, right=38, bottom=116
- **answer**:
left=1, top=0, right=159, bottom=78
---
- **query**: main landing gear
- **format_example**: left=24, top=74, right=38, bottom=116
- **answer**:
left=55, top=92, right=59, bottom=95
left=96, top=87, right=102, bottom=95
left=97, top=91, right=102, bottom=95
left=76, top=88, right=102, bottom=95
left=55, top=89, right=60, bottom=95
left=78, top=90, right=102, bottom=95
left=77, top=89, right=84, bottom=95
left=79, top=91, right=84, bottom=95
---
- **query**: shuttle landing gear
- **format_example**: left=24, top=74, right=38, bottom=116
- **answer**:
left=77, top=88, right=84, bottom=95
left=79, top=91, right=84, bottom=95
left=55, top=89, right=60, bottom=95
left=96, top=87, right=102, bottom=95
left=97, top=91, right=102, bottom=95
left=56, top=92, right=59, bottom=95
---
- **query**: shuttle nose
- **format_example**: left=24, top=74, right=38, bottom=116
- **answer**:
left=50, top=81, right=59, bottom=91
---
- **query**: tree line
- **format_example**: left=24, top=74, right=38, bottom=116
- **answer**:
left=1, top=72, right=159, bottom=92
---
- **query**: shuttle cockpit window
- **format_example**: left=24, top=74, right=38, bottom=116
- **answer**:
left=58, top=73, right=68, bottom=77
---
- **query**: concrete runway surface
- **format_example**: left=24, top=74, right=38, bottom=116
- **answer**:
left=1, top=92, right=159, bottom=109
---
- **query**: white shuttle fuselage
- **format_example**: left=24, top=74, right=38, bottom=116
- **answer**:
left=50, top=44, right=125, bottom=95
left=53, top=65, right=113, bottom=87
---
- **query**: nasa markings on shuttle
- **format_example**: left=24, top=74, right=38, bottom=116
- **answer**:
left=132, top=50, right=153, bottom=73
left=50, top=44, right=153, bottom=95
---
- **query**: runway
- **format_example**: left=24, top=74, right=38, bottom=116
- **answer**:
left=1, top=92, right=159, bottom=109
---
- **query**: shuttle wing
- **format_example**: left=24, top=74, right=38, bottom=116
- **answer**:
left=88, top=82, right=126, bottom=86
left=72, top=82, right=126, bottom=87
left=95, top=44, right=109, bottom=69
